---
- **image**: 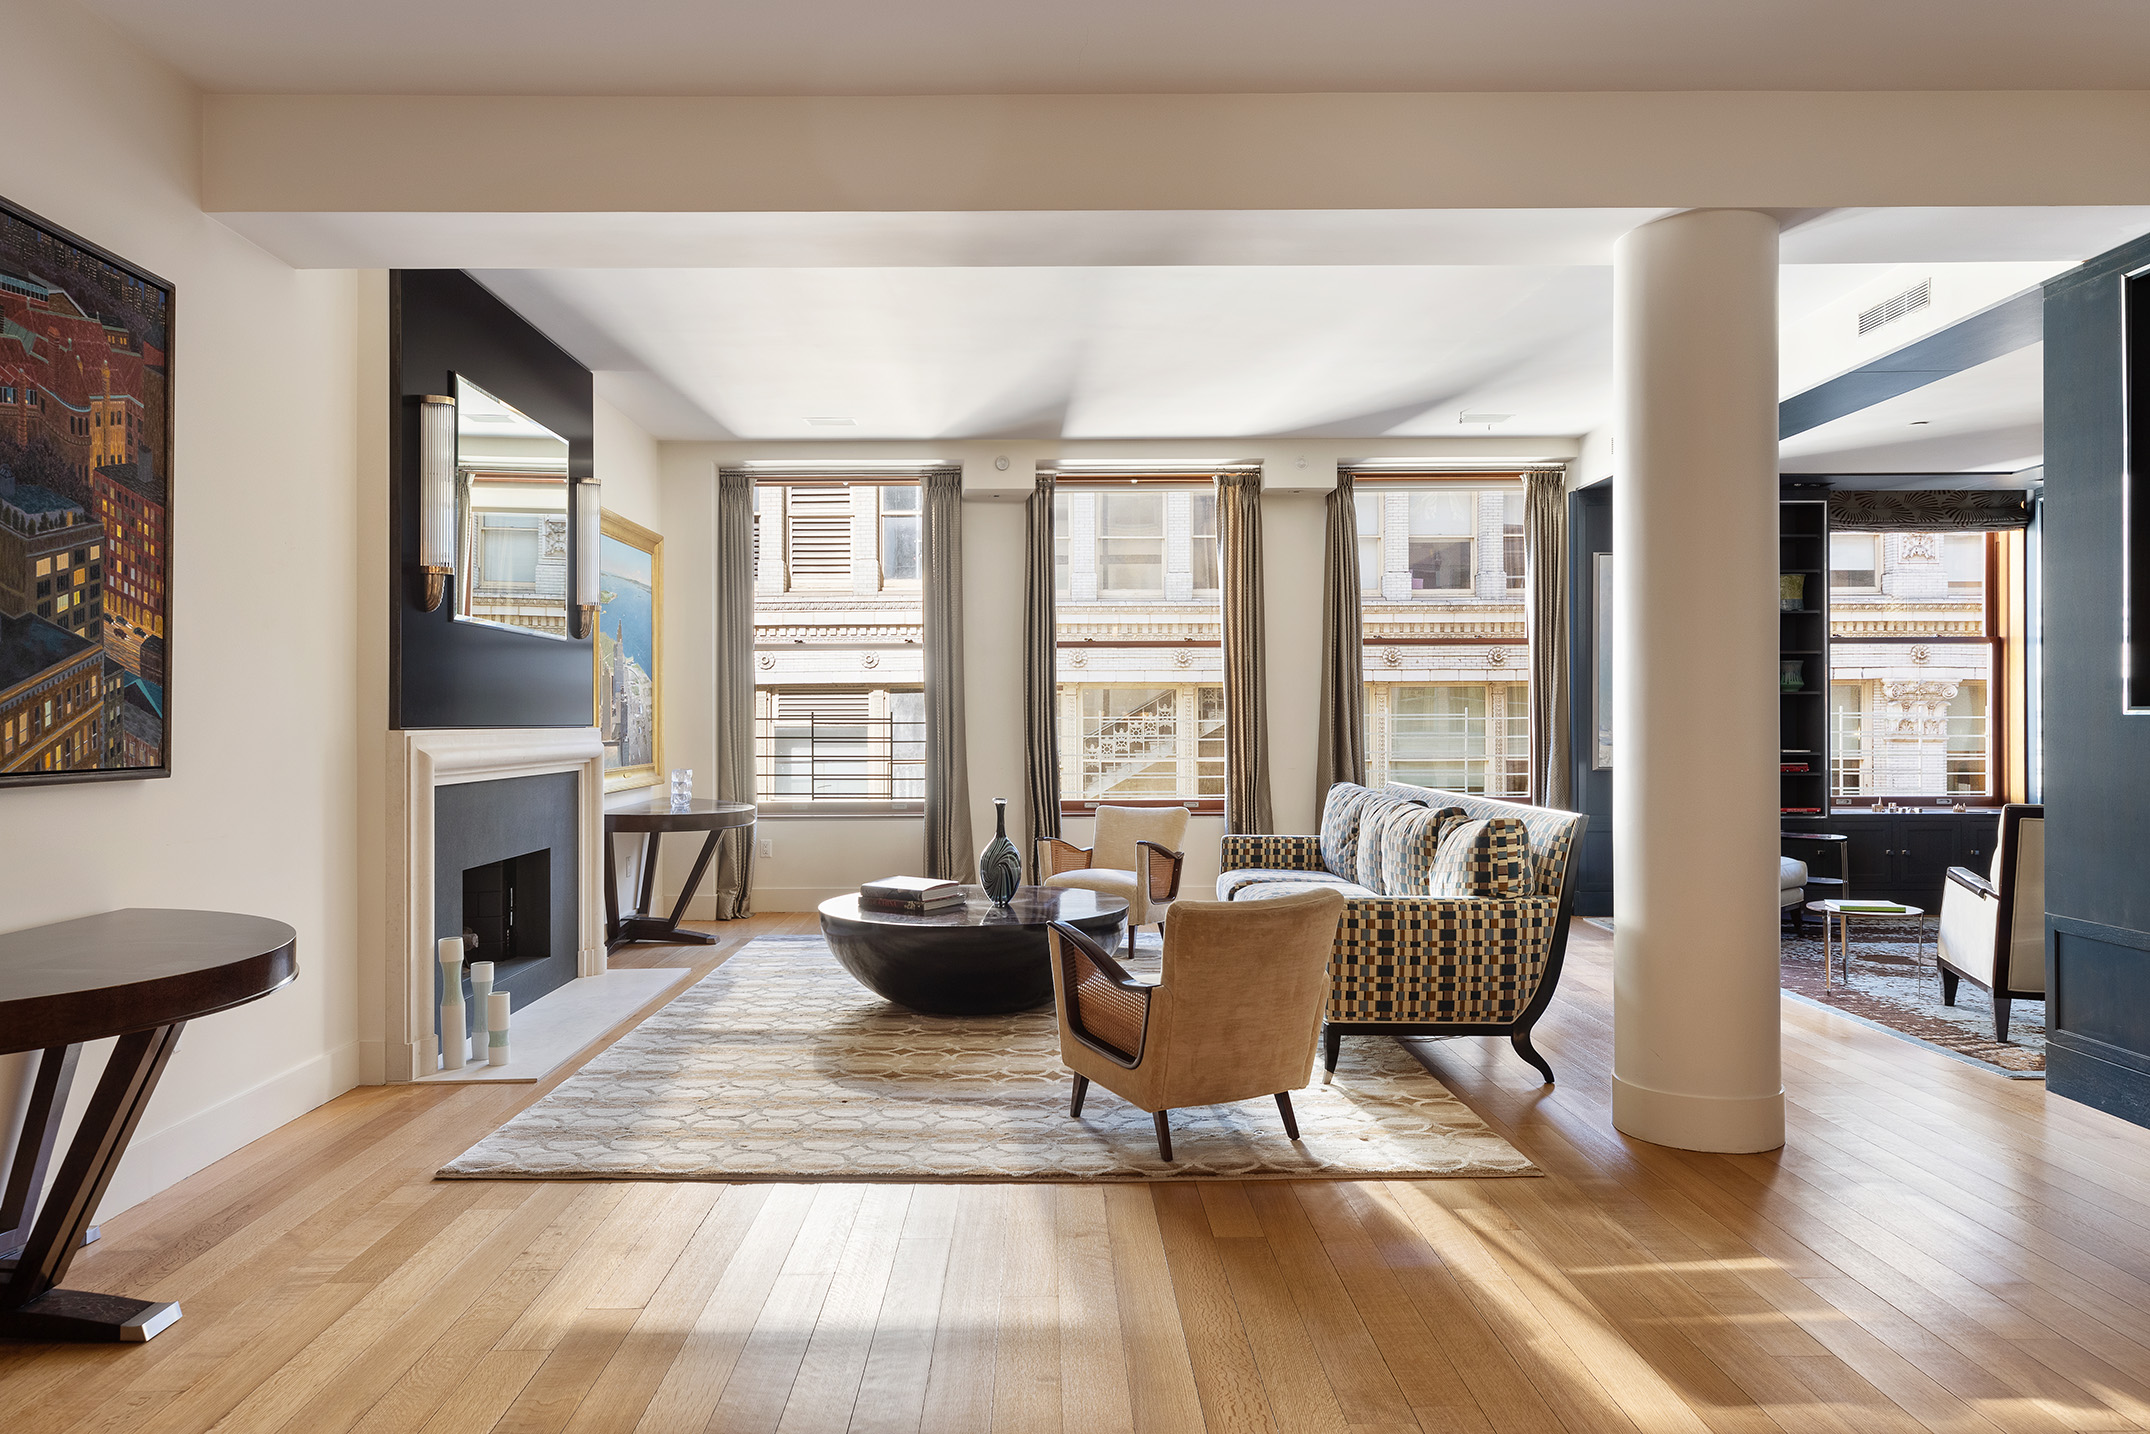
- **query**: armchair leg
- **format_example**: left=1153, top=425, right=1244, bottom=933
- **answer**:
left=1994, top=995, right=2012, bottom=1044
left=1070, top=1073, right=1089, bottom=1118
left=1274, top=1091, right=1299, bottom=1140
left=1152, top=1111, right=1173, bottom=1163
left=1322, top=1025, right=1341, bottom=1081
left=1510, top=1027, right=1555, bottom=1086
left=1939, top=968, right=1959, bottom=1007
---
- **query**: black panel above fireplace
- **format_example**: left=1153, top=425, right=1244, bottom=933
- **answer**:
left=435, top=772, right=579, bottom=1021
left=392, top=269, right=594, bottom=728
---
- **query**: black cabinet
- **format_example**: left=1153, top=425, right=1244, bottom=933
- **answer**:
left=1781, top=811, right=2000, bottom=910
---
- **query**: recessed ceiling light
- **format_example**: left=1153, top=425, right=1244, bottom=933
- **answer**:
left=805, top=416, right=856, bottom=427
left=1459, top=411, right=1514, bottom=426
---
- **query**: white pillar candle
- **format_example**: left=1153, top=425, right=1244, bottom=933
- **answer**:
left=487, top=991, right=511, bottom=1066
left=436, top=938, right=465, bottom=1072
left=467, top=961, right=494, bottom=1063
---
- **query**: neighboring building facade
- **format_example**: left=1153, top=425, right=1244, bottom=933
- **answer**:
left=750, top=479, right=925, bottom=808
left=1828, top=529, right=1994, bottom=800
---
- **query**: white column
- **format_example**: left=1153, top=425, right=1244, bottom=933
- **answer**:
left=1612, top=209, right=1785, bottom=1154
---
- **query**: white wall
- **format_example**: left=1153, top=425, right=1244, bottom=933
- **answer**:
left=0, top=0, right=363, bottom=1217
left=651, top=436, right=1570, bottom=911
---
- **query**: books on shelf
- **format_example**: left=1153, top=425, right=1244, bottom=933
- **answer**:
left=858, top=875, right=965, bottom=914
left=1781, top=762, right=1810, bottom=774
left=1780, top=806, right=1822, bottom=814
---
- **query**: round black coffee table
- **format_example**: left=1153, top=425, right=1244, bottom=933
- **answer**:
left=818, top=885, right=1127, bottom=1015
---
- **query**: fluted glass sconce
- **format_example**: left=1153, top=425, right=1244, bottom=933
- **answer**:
left=417, top=393, right=456, bottom=612
left=571, top=476, right=602, bottom=639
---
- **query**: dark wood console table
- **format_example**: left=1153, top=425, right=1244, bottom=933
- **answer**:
left=0, top=908, right=297, bottom=1342
left=603, top=797, right=756, bottom=953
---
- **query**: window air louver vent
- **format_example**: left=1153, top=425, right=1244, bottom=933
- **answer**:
left=784, top=485, right=852, bottom=588
left=1858, top=280, right=1931, bottom=336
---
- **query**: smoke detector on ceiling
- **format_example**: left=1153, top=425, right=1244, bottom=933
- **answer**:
left=1459, top=412, right=1513, bottom=427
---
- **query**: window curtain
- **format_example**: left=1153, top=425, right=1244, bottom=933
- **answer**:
left=1827, top=489, right=2032, bottom=531
left=1524, top=467, right=1572, bottom=810
left=709, top=467, right=757, bottom=918
left=1023, top=472, right=1060, bottom=879
left=922, top=468, right=974, bottom=882
left=1315, top=469, right=1366, bottom=806
left=1218, top=469, right=1273, bottom=834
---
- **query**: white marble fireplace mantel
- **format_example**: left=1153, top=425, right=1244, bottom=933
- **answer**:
left=376, top=726, right=606, bottom=1084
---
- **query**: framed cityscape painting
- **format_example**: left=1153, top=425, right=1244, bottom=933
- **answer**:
left=595, top=510, right=661, bottom=792
left=0, top=196, right=173, bottom=787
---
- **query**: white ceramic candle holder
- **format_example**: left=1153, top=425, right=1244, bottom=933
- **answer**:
left=436, top=938, right=465, bottom=1071
left=487, top=991, right=511, bottom=1066
left=467, top=961, right=494, bottom=1063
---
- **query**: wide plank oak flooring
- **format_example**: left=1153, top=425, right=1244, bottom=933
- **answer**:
left=6, top=915, right=2150, bottom=1433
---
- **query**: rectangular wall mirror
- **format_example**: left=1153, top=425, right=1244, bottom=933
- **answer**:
left=454, top=375, right=571, bottom=639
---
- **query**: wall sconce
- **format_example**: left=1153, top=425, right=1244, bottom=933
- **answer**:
left=417, top=393, right=456, bottom=612
left=571, top=476, right=602, bottom=639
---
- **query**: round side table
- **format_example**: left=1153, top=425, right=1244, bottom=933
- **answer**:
left=604, top=798, right=756, bottom=953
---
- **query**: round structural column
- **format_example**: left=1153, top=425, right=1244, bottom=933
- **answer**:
left=1611, top=208, right=1786, bottom=1153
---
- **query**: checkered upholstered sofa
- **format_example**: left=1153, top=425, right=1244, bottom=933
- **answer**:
left=1216, top=782, right=1589, bottom=1083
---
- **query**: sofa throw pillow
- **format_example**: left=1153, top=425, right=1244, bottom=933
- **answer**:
left=1378, top=804, right=1467, bottom=898
left=1318, top=782, right=1382, bottom=881
left=1426, top=816, right=1536, bottom=898
left=1352, top=796, right=1426, bottom=893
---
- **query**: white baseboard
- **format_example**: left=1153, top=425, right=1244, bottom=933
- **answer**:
left=750, top=885, right=853, bottom=913
left=100, top=1040, right=363, bottom=1222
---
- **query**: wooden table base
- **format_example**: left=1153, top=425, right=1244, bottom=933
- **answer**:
left=0, top=1026, right=185, bottom=1341
left=605, top=828, right=724, bottom=953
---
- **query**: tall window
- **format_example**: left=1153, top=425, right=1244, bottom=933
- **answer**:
left=1828, top=528, right=2000, bottom=803
left=1054, top=480, right=1225, bottom=810
left=1354, top=477, right=1532, bottom=795
left=752, top=478, right=928, bottom=811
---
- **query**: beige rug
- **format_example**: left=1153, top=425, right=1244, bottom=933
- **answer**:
left=440, top=937, right=1537, bottom=1182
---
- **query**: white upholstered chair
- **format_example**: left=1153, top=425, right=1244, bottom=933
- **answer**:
left=1038, top=805, right=1189, bottom=949
left=1935, top=803, right=2044, bottom=1042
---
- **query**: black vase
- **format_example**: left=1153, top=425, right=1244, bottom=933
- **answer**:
left=980, top=798, right=1022, bottom=906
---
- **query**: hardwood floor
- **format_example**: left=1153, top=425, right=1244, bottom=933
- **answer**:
left=7, top=916, right=2150, bottom=1433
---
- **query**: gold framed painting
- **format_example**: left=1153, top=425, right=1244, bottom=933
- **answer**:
left=593, top=510, right=662, bottom=792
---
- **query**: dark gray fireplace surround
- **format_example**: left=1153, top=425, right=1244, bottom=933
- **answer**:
left=434, top=773, right=580, bottom=1027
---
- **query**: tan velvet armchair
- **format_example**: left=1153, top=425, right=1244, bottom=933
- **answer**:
left=1038, top=805, right=1189, bottom=945
left=1045, top=888, right=1346, bottom=1161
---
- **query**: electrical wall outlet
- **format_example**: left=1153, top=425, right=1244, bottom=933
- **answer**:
left=759, top=836, right=774, bottom=858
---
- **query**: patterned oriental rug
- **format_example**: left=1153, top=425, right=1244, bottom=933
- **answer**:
left=1779, top=922, right=2045, bottom=1077
left=440, top=937, right=1538, bottom=1183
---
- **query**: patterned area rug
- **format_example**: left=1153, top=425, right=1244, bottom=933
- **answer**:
left=1583, top=916, right=2043, bottom=1077
left=440, top=936, right=1538, bottom=1182
left=1780, top=921, right=2045, bottom=1076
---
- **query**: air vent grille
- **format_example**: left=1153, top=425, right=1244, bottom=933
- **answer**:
left=1858, top=280, right=1931, bottom=336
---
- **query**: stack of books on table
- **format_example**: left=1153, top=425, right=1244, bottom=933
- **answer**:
left=858, top=876, right=965, bottom=915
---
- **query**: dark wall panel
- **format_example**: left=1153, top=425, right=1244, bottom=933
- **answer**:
left=392, top=270, right=594, bottom=728
left=2042, top=230, right=2150, bottom=1128
left=1568, top=484, right=1612, bottom=915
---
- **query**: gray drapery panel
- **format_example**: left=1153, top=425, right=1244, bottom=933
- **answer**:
left=922, top=469, right=974, bottom=882
left=1828, top=489, right=2032, bottom=531
left=710, top=467, right=757, bottom=918
left=1524, top=468, right=1572, bottom=810
left=1315, top=470, right=1366, bottom=807
left=1218, top=469, right=1273, bottom=834
left=1023, top=473, right=1060, bottom=880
